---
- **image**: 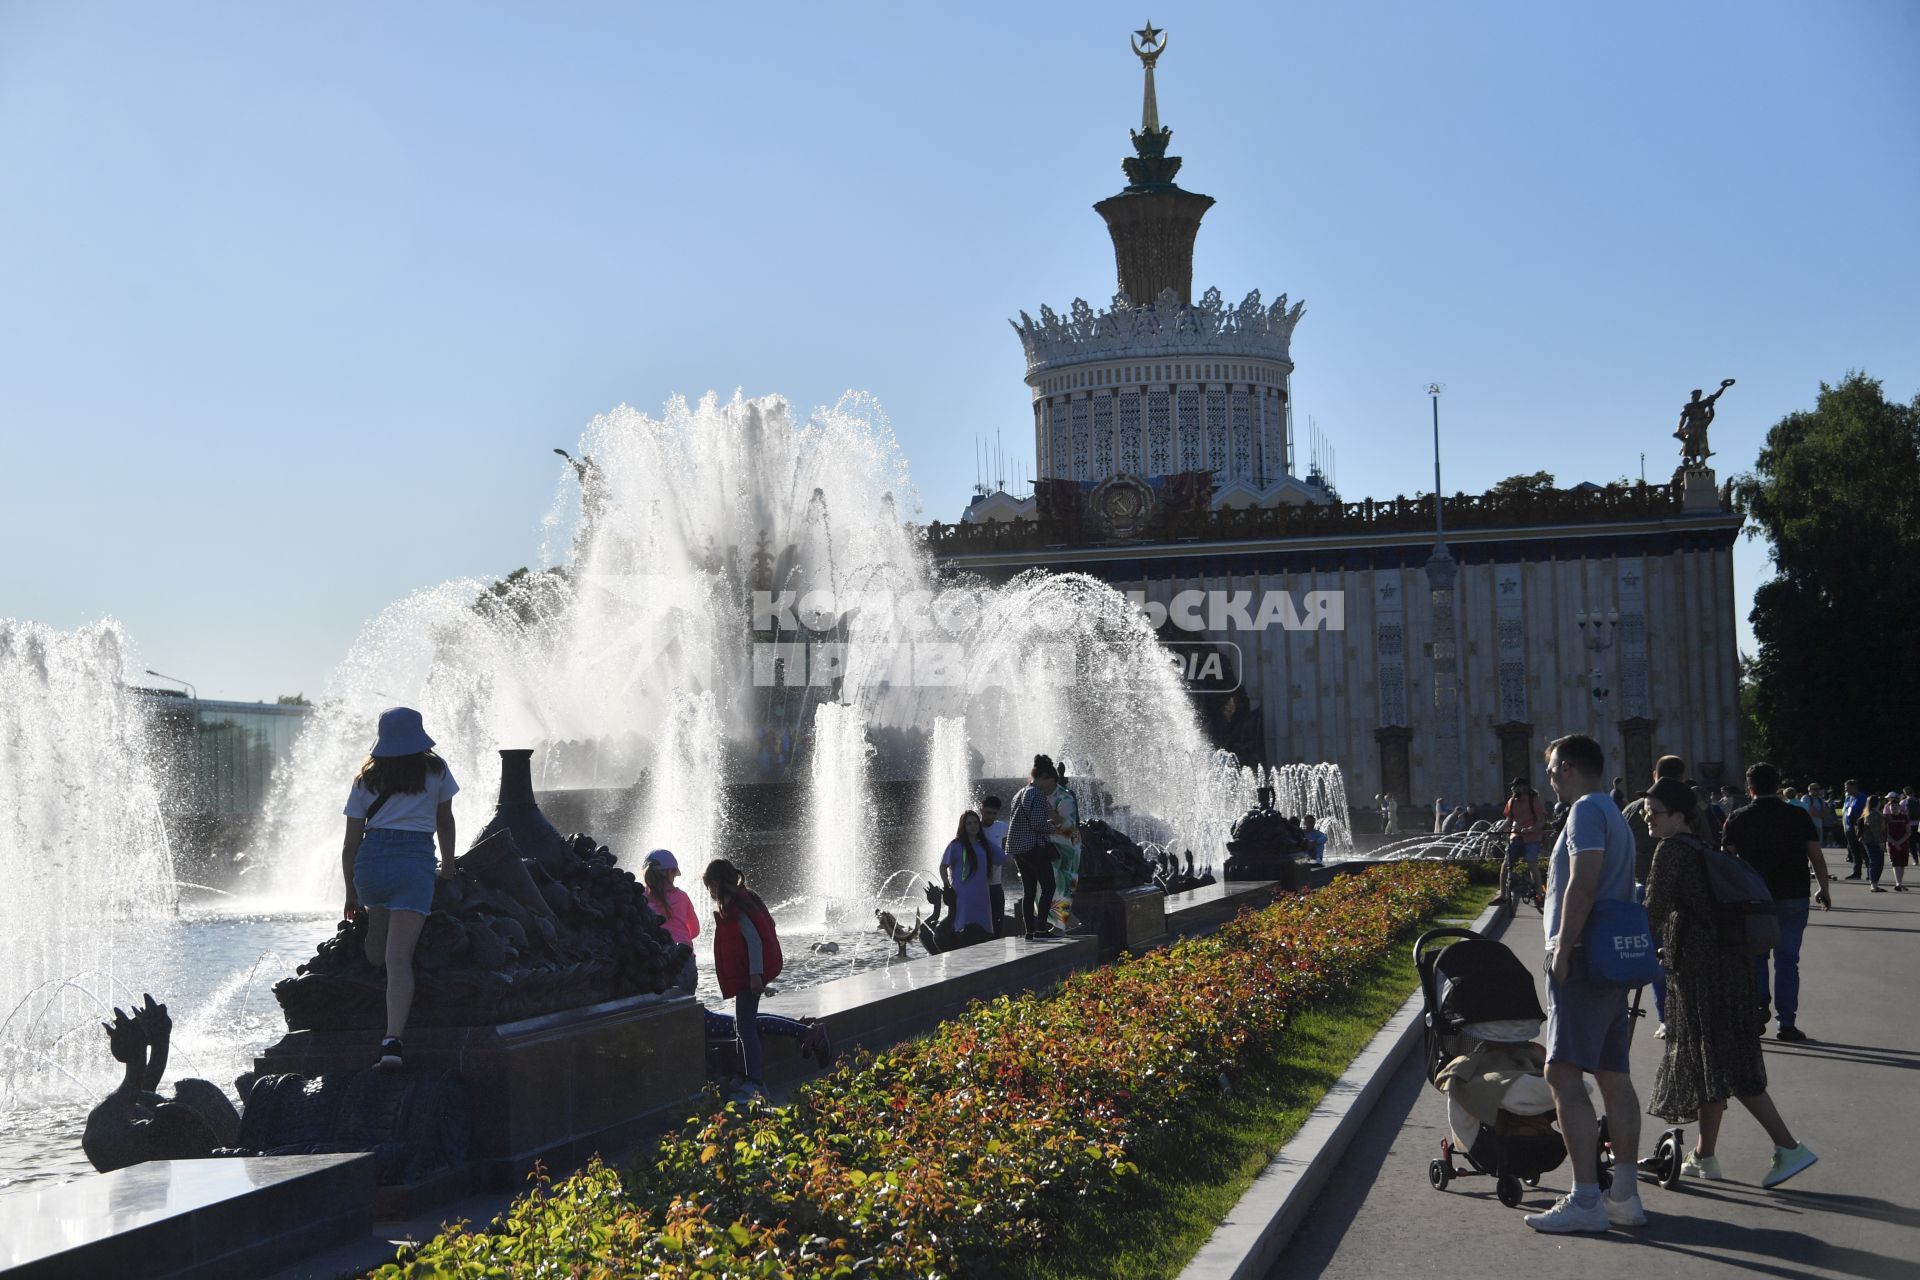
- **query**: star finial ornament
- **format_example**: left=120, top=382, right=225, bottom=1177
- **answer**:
left=1134, top=21, right=1164, bottom=51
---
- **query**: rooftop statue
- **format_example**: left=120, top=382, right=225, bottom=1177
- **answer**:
left=1675, top=379, right=1734, bottom=470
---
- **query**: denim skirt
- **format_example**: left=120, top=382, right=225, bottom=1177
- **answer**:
left=354, top=828, right=436, bottom=914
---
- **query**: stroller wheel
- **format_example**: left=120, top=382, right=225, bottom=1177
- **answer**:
left=1496, top=1175, right=1522, bottom=1208
left=1657, top=1130, right=1685, bottom=1188
left=1428, top=1158, right=1451, bottom=1191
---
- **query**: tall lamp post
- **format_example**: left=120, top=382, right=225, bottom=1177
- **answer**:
left=144, top=668, right=198, bottom=705
left=1424, top=384, right=1466, bottom=814
left=145, top=668, right=201, bottom=807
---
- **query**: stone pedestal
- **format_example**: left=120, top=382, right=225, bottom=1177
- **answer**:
left=1071, top=885, right=1169, bottom=957
left=253, top=994, right=704, bottom=1186
left=1681, top=466, right=1721, bottom=513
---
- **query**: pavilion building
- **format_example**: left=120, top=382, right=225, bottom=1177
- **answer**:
left=933, top=25, right=1743, bottom=811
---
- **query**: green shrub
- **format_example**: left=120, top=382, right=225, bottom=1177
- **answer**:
left=377, top=863, right=1463, bottom=1279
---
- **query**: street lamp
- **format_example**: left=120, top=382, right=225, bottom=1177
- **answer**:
left=145, top=668, right=202, bottom=807
left=145, top=668, right=197, bottom=704
left=1575, top=610, right=1619, bottom=706
left=1427, top=383, right=1447, bottom=548
left=1424, top=383, right=1464, bottom=809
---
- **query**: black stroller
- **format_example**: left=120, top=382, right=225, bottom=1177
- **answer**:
left=1415, top=928, right=1685, bottom=1208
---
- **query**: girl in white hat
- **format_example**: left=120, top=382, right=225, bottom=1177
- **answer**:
left=341, top=706, right=458, bottom=1069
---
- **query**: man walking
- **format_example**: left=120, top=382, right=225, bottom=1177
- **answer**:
left=1842, top=780, right=1869, bottom=880
left=1723, top=762, right=1832, bottom=1042
left=1526, top=733, right=1647, bottom=1234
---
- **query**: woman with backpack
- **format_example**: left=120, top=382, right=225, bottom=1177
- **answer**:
left=1642, top=778, right=1818, bottom=1188
left=340, top=707, right=459, bottom=1070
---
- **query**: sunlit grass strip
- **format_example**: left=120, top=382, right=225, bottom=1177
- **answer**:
left=374, top=864, right=1466, bottom=1279
left=1008, top=880, right=1494, bottom=1280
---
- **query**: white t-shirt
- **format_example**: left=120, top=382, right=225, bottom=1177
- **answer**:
left=344, top=764, right=460, bottom=833
left=982, top=819, right=1008, bottom=885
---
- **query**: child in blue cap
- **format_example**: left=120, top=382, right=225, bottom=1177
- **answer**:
left=341, top=706, right=459, bottom=1069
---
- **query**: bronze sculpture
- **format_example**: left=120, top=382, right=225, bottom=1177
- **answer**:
left=1675, top=379, right=1735, bottom=469
left=82, top=994, right=240, bottom=1173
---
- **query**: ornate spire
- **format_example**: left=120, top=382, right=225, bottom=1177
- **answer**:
left=1124, top=22, right=1180, bottom=190
left=1096, top=22, right=1213, bottom=305
left=1134, top=22, right=1164, bottom=134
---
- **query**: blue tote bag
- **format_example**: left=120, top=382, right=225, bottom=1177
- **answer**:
left=1580, top=896, right=1661, bottom=988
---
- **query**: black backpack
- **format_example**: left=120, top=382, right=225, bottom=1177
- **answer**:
left=1685, top=835, right=1781, bottom=955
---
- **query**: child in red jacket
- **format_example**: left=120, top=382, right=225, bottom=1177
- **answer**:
left=705, top=858, right=783, bottom=1097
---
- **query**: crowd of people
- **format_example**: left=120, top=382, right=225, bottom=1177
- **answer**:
left=333, top=704, right=1888, bottom=1190
left=333, top=711, right=1131, bottom=1102
left=337, top=706, right=830, bottom=1102
left=940, top=752, right=1087, bottom=946
left=1513, top=737, right=1833, bottom=1236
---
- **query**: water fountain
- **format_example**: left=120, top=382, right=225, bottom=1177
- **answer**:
left=2, top=390, right=1359, bottom=1194
left=807, top=701, right=873, bottom=906
left=0, top=621, right=176, bottom=1094
left=918, top=716, right=971, bottom=860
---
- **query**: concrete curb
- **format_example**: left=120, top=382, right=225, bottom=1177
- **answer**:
left=1178, top=896, right=1509, bottom=1280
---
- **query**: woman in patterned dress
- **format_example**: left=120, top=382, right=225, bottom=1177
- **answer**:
left=1643, top=778, right=1817, bottom=1186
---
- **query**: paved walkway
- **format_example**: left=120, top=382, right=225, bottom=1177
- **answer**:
left=1275, top=848, right=1920, bottom=1279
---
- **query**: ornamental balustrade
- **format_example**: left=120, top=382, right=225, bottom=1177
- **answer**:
left=922, top=482, right=1702, bottom=557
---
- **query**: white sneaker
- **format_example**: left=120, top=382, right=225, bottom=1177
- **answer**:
left=1653, top=1022, right=1668, bottom=1039
left=1681, top=1152, right=1723, bottom=1180
left=1605, top=1189, right=1648, bottom=1227
left=1762, top=1143, right=1818, bottom=1188
left=1524, top=1192, right=1611, bottom=1234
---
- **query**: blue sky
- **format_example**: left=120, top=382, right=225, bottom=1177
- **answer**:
left=2, top=1, right=1915, bottom=699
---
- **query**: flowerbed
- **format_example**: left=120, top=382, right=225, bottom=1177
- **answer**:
left=375, top=863, right=1464, bottom=1279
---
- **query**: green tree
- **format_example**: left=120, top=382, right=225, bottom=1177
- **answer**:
left=275, top=693, right=310, bottom=706
left=1733, top=372, right=1920, bottom=785
left=1490, top=470, right=1555, bottom=496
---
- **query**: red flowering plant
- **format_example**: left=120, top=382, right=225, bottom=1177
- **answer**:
left=377, top=863, right=1463, bottom=1279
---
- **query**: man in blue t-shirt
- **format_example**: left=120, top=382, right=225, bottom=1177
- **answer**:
left=1526, top=733, right=1647, bottom=1235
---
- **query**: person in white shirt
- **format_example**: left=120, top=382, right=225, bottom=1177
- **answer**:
left=340, top=706, right=459, bottom=1071
left=980, top=794, right=1009, bottom=936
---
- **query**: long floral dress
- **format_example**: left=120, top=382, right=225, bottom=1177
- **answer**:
left=1645, top=832, right=1769, bottom=1121
left=1884, top=798, right=1911, bottom=868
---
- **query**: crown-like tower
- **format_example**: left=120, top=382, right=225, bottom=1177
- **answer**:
left=995, top=23, right=1316, bottom=510
left=1093, top=22, right=1214, bottom=307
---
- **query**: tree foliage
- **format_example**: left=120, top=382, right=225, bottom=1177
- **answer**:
left=1733, top=372, right=1920, bottom=785
left=1490, top=470, right=1556, bottom=496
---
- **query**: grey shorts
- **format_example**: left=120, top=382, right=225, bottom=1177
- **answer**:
left=1545, top=960, right=1633, bottom=1073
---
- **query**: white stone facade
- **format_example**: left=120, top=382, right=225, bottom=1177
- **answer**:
left=934, top=509, right=1745, bottom=805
